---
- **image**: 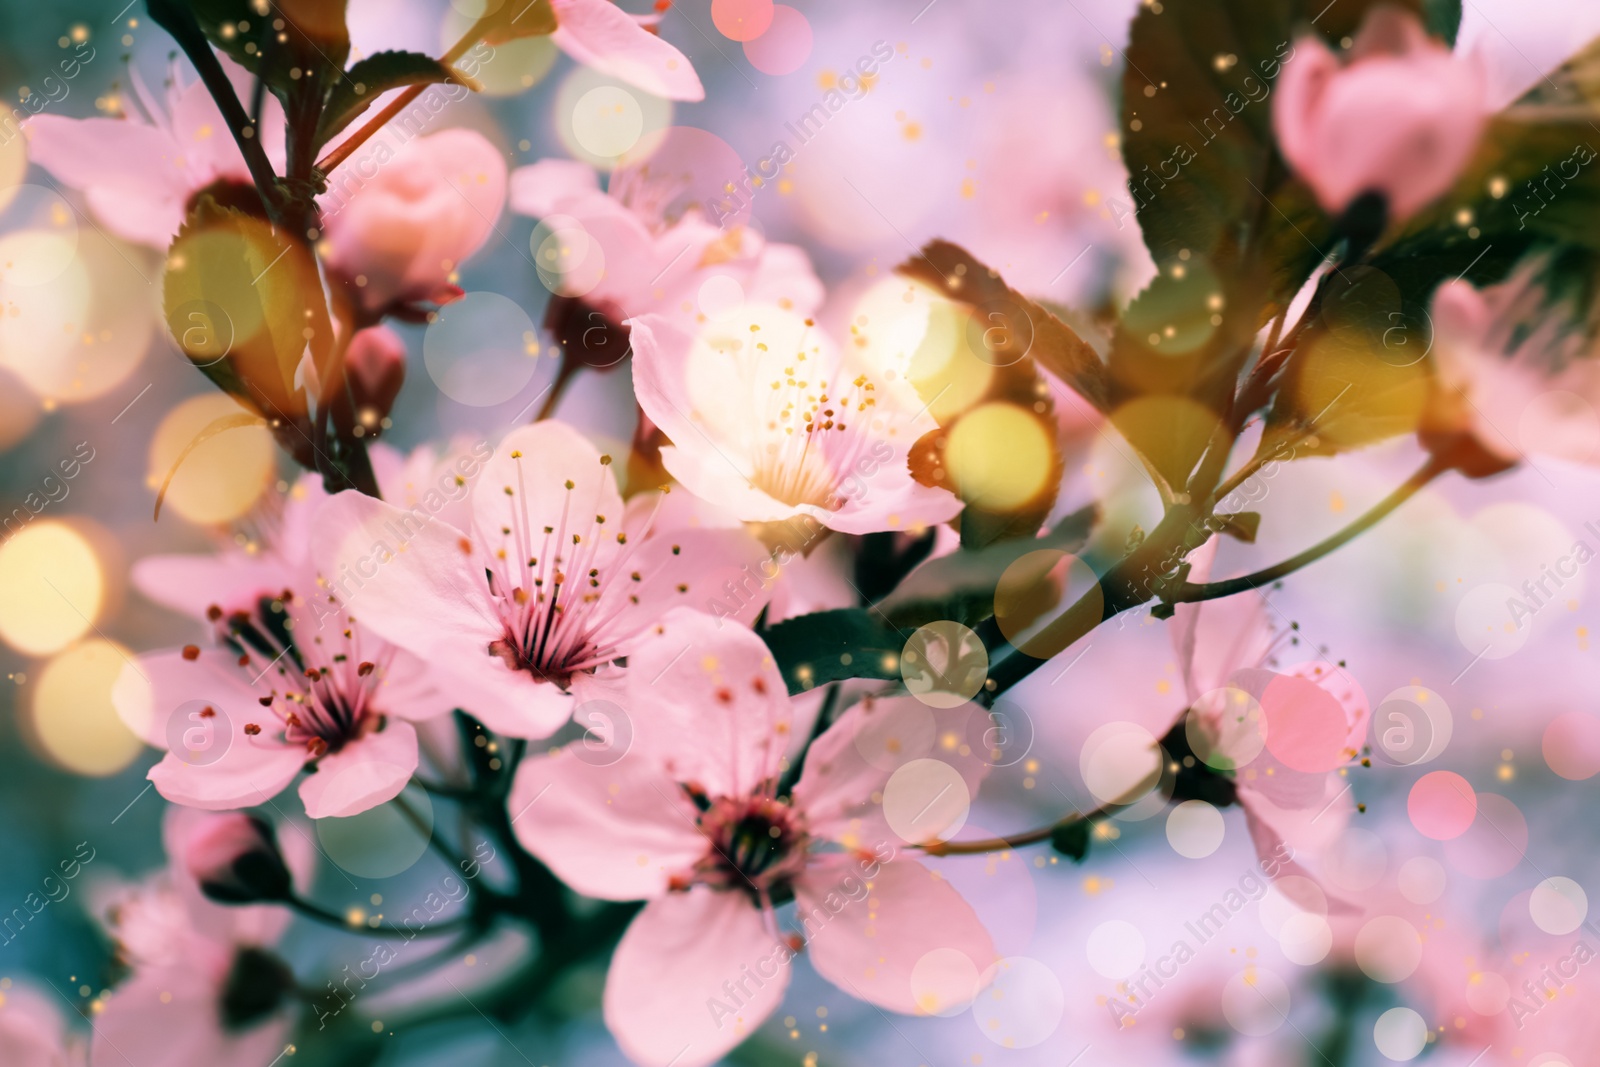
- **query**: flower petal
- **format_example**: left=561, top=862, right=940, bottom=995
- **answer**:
left=508, top=158, right=603, bottom=217
left=796, top=855, right=995, bottom=1015
left=507, top=748, right=705, bottom=900
left=620, top=608, right=794, bottom=795
left=297, top=719, right=419, bottom=819
left=146, top=737, right=306, bottom=812
left=603, top=890, right=787, bottom=1067
left=552, top=0, right=705, bottom=102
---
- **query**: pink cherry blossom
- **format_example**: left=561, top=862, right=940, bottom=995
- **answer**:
left=628, top=308, right=962, bottom=535
left=1422, top=275, right=1600, bottom=475
left=312, top=420, right=774, bottom=740
left=552, top=0, right=704, bottom=102
left=508, top=609, right=996, bottom=1067
left=92, top=807, right=312, bottom=1067
left=511, top=157, right=823, bottom=322
left=113, top=484, right=451, bottom=818
left=1273, top=7, right=1487, bottom=222
left=1171, top=542, right=1368, bottom=896
left=321, top=128, right=507, bottom=315
left=0, top=983, right=82, bottom=1067
left=25, top=57, right=286, bottom=247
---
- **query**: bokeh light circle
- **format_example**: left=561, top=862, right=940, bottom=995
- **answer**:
left=910, top=947, right=982, bottom=1017
left=423, top=291, right=542, bottom=405
left=0, top=186, right=80, bottom=284
left=712, top=0, right=774, bottom=41
left=994, top=550, right=1102, bottom=661
left=1371, top=685, right=1452, bottom=766
left=1186, top=686, right=1267, bottom=770
left=1260, top=669, right=1355, bottom=773
left=1354, top=916, right=1423, bottom=983
left=29, top=640, right=143, bottom=777
left=614, top=126, right=752, bottom=229
left=1080, top=722, right=1161, bottom=807
left=1086, top=919, right=1144, bottom=979
left=1543, top=712, right=1600, bottom=780
left=1529, top=877, right=1588, bottom=935
left=1408, top=771, right=1477, bottom=840
left=971, top=956, right=1064, bottom=1047
left=945, top=402, right=1055, bottom=512
left=147, top=394, right=275, bottom=524
left=1260, top=876, right=1328, bottom=938
left=1372, top=1006, right=1428, bottom=1061
left=901, top=620, right=987, bottom=708
left=531, top=214, right=606, bottom=298
left=442, top=5, right=557, bottom=94
left=743, top=5, right=813, bottom=75
left=0, top=521, right=104, bottom=655
left=571, top=85, right=646, bottom=159
left=882, top=758, right=970, bottom=843
left=967, top=697, right=1034, bottom=769
left=1165, top=799, right=1225, bottom=858
left=1220, top=967, right=1290, bottom=1036
left=1398, top=856, right=1447, bottom=904
left=1278, top=913, right=1333, bottom=966
left=317, top=782, right=435, bottom=878
left=1465, top=970, right=1510, bottom=1015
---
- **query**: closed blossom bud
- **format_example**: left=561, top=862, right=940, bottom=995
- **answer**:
left=344, top=325, right=407, bottom=427
left=322, top=129, right=507, bottom=315
left=183, top=813, right=292, bottom=904
left=1273, top=7, right=1487, bottom=224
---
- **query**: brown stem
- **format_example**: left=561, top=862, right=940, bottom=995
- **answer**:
left=919, top=805, right=1112, bottom=857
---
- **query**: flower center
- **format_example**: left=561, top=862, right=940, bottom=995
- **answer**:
left=479, top=451, right=666, bottom=686
left=207, top=592, right=388, bottom=757
left=687, top=794, right=808, bottom=898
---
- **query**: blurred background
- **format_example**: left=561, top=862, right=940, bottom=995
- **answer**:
left=6, top=1, right=1600, bottom=1064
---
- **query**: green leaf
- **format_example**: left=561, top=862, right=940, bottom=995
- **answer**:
left=1049, top=820, right=1091, bottom=862
left=878, top=506, right=1097, bottom=630
left=1369, top=35, right=1600, bottom=337
left=1213, top=511, right=1261, bottom=542
left=180, top=0, right=352, bottom=97
left=466, top=0, right=557, bottom=45
left=317, top=51, right=471, bottom=146
left=1422, top=0, right=1463, bottom=46
left=759, top=609, right=905, bottom=696
left=896, top=240, right=1109, bottom=411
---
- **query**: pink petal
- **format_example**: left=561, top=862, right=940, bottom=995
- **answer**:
left=0, top=983, right=71, bottom=1067
left=1170, top=540, right=1275, bottom=699
left=552, top=0, right=705, bottom=102
left=592, top=526, right=774, bottom=644
left=147, top=738, right=307, bottom=812
left=793, top=694, right=990, bottom=846
left=310, top=489, right=504, bottom=672
left=112, top=648, right=268, bottom=748
left=297, top=719, right=419, bottom=819
left=95, top=966, right=292, bottom=1067
left=508, top=158, right=603, bottom=217
left=470, top=421, right=626, bottom=572
left=619, top=608, right=794, bottom=796
left=366, top=649, right=451, bottom=722
left=132, top=553, right=294, bottom=621
left=795, top=855, right=995, bottom=1015
left=457, top=671, right=576, bottom=739
left=507, top=748, right=705, bottom=900
left=603, top=890, right=787, bottom=1067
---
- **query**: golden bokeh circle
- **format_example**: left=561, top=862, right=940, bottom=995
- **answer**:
left=146, top=394, right=275, bottom=524
left=29, top=639, right=144, bottom=776
left=0, top=520, right=103, bottom=656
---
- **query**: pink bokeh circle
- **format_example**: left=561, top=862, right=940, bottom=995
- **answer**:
left=712, top=0, right=774, bottom=41
left=1407, top=771, right=1477, bottom=841
left=1260, top=671, right=1352, bottom=774
left=743, top=4, right=813, bottom=76
left=1543, top=712, right=1600, bottom=780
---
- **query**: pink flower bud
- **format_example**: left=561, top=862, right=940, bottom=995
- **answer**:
left=344, top=325, right=407, bottom=426
left=182, top=813, right=292, bottom=904
left=1273, top=7, right=1487, bottom=223
left=321, top=128, right=508, bottom=314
